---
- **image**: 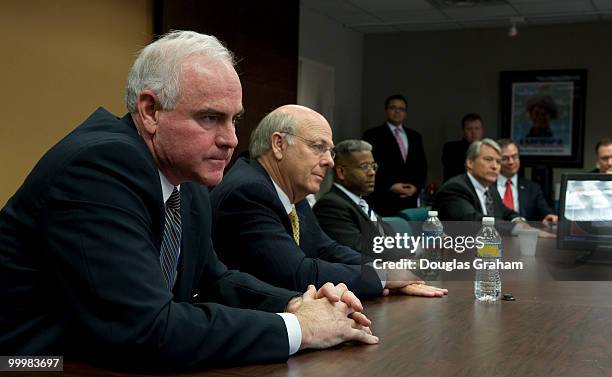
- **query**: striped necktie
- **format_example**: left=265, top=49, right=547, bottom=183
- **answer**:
left=160, top=187, right=181, bottom=290
left=289, top=207, right=300, bottom=245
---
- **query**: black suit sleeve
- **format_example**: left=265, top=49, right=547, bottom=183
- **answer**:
left=42, top=143, right=290, bottom=370
left=313, top=197, right=365, bottom=253
left=212, top=181, right=383, bottom=298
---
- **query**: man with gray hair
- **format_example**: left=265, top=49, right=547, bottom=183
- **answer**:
left=211, top=106, right=447, bottom=299
left=434, top=138, right=521, bottom=222
left=0, top=31, right=378, bottom=371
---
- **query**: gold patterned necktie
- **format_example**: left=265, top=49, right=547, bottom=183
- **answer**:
left=289, top=207, right=300, bottom=245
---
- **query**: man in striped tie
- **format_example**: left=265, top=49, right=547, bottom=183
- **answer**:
left=0, top=30, right=377, bottom=371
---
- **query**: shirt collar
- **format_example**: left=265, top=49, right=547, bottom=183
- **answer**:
left=386, top=122, right=404, bottom=133
left=333, top=183, right=362, bottom=207
left=497, top=174, right=517, bottom=188
left=467, top=172, right=489, bottom=195
left=271, top=179, right=294, bottom=215
left=158, top=170, right=180, bottom=203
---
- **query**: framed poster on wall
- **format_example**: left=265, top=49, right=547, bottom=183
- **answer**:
left=499, top=69, right=587, bottom=167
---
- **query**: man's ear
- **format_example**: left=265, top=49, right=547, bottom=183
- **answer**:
left=465, top=159, right=473, bottom=171
left=136, top=90, right=159, bottom=136
left=336, top=165, right=346, bottom=181
left=271, top=132, right=285, bottom=160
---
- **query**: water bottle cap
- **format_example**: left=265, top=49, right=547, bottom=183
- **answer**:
left=482, top=217, right=495, bottom=225
left=428, top=210, right=438, bottom=217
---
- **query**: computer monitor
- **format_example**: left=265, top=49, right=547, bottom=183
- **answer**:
left=557, top=173, right=612, bottom=264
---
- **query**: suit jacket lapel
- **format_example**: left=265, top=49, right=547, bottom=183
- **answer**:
left=517, top=177, right=528, bottom=218
left=331, top=186, right=371, bottom=223
left=382, top=123, right=406, bottom=163
left=462, top=174, right=484, bottom=213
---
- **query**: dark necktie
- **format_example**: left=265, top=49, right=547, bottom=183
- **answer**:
left=503, top=178, right=514, bottom=210
left=484, top=186, right=496, bottom=217
left=160, top=187, right=182, bottom=290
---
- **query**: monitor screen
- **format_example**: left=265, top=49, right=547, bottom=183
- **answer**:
left=557, top=173, right=612, bottom=258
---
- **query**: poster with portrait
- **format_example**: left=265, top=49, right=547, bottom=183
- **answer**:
left=500, top=69, right=587, bottom=168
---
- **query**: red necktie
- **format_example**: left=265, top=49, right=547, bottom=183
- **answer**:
left=393, top=127, right=407, bottom=161
left=503, top=178, right=514, bottom=210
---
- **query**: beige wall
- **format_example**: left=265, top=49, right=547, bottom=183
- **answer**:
left=0, top=0, right=152, bottom=205
left=361, top=22, right=612, bottom=186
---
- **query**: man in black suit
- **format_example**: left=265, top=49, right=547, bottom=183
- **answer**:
left=0, top=31, right=377, bottom=371
left=210, top=106, right=447, bottom=299
left=434, top=138, right=522, bottom=223
left=313, top=139, right=391, bottom=256
left=441, top=113, right=484, bottom=182
left=363, top=94, right=428, bottom=216
left=496, top=139, right=557, bottom=225
left=593, top=138, right=612, bottom=174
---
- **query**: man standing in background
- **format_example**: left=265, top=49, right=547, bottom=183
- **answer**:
left=441, top=113, right=484, bottom=182
left=363, top=94, right=427, bottom=216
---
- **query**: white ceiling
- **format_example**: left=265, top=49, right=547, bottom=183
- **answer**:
left=301, top=0, right=612, bottom=33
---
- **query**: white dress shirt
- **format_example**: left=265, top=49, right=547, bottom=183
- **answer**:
left=159, top=172, right=301, bottom=355
left=497, top=174, right=519, bottom=211
left=466, top=172, right=491, bottom=215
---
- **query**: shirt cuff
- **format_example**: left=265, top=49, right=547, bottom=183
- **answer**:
left=276, top=312, right=302, bottom=355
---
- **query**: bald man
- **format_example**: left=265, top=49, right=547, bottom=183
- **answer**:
left=210, top=105, right=447, bottom=299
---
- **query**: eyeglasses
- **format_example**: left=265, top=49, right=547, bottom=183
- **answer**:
left=387, top=105, right=406, bottom=112
left=342, top=163, right=379, bottom=173
left=283, top=133, right=336, bottom=159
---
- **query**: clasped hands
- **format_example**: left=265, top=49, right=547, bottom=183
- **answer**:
left=390, top=182, right=417, bottom=198
left=286, top=282, right=377, bottom=350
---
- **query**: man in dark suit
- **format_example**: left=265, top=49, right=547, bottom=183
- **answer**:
left=496, top=139, right=557, bottom=225
left=0, top=31, right=377, bottom=371
left=593, top=138, right=612, bottom=174
left=210, top=106, right=447, bottom=299
left=313, top=139, right=390, bottom=256
left=363, top=94, right=428, bottom=216
left=441, top=113, right=484, bottom=182
left=434, top=138, right=522, bottom=223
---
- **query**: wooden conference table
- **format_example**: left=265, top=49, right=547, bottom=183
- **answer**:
left=26, top=239, right=612, bottom=377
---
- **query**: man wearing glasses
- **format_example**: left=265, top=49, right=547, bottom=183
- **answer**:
left=363, top=94, right=428, bottom=216
left=210, top=105, right=447, bottom=298
left=313, top=139, right=393, bottom=256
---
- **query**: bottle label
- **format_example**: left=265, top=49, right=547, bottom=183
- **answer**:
left=477, top=243, right=502, bottom=258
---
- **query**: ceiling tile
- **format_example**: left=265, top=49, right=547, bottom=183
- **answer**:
left=334, top=12, right=382, bottom=24
left=511, top=0, right=594, bottom=15
left=352, top=24, right=401, bottom=33
left=349, top=0, right=435, bottom=12
left=373, top=10, right=448, bottom=23
left=443, top=4, right=519, bottom=21
left=528, top=14, right=599, bottom=24
left=395, top=22, right=461, bottom=31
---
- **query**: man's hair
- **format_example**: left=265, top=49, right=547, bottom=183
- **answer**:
left=497, top=138, right=519, bottom=153
left=595, top=138, right=612, bottom=154
left=466, top=138, right=501, bottom=162
left=126, top=30, right=235, bottom=113
left=249, top=111, right=298, bottom=158
left=384, top=94, right=407, bottom=109
left=334, top=139, right=372, bottom=164
left=461, top=113, right=483, bottom=129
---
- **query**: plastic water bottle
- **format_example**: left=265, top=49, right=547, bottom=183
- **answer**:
left=421, top=210, right=444, bottom=279
left=474, top=217, right=502, bottom=302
